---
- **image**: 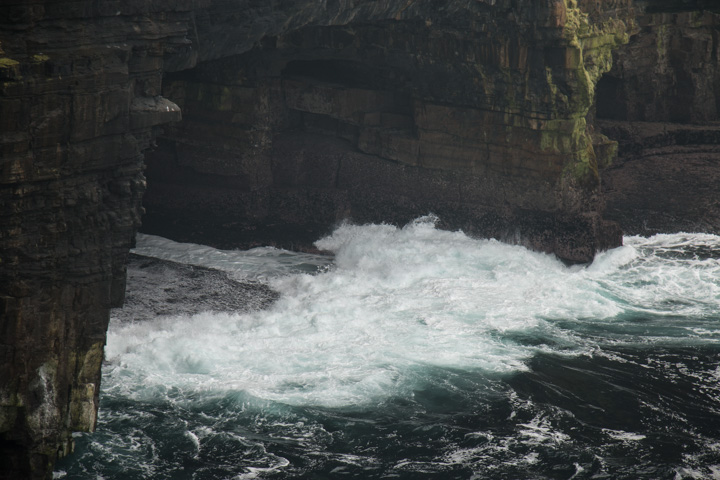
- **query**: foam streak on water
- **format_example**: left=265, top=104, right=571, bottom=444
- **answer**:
left=56, top=217, right=720, bottom=479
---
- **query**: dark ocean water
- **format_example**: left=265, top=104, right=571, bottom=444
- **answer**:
left=55, top=218, right=720, bottom=479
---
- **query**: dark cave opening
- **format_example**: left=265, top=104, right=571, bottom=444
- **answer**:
left=595, top=74, right=628, bottom=121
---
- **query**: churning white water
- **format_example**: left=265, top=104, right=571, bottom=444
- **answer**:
left=57, top=216, right=720, bottom=479
left=107, top=217, right=720, bottom=407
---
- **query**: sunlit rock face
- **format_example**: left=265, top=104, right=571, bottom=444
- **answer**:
left=0, top=0, right=717, bottom=478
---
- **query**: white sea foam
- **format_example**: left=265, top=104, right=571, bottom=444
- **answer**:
left=132, top=233, right=332, bottom=281
left=107, top=219, right=720, bottom=408
left=518, top=414, right=570, bottom=445
left=602, top=429, right=646, bottom=442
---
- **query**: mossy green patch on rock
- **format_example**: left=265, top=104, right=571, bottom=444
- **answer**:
left=0, top=56, right=22, bottom=81
left=540, top=116, right=599, bottom=185
left=552, top=0, right=631, bottom=184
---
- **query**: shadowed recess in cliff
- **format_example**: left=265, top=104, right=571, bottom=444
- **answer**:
left=142, top=3, right=636, bottom=263
left=595, top=7, right=720, bottom=236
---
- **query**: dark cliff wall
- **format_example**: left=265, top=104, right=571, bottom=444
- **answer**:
left=144, top=0, right=635, bottom=262
left=596, top=7, right=720, bottom=233
left=0, top=1, right=717, bottom=478
left=0, top=2, right=182, bottom=477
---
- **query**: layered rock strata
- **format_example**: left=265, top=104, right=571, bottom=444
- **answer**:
left=1, top=1, right=717, bottom=479
left=596, top=8, right=720, bottom=233
left=0, top=3, right=181, bottom=478
left=144, top=0, right=635, bottom=262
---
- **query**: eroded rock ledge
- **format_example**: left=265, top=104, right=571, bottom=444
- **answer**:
left=0, top=1, right=718, bottom=478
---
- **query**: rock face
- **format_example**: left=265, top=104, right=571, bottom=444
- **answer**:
left=0, top=0, right=717, bottom=478
left=0, top=2, right=181, bottom=478
left=596, top=5, right=720, bottom=233
left=143, top=0, right=634, bottom=262
left=114, top=254, right=278, bottom=324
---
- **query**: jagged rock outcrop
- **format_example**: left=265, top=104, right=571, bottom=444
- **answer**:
left=0, top=1, right=718, bottom=478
